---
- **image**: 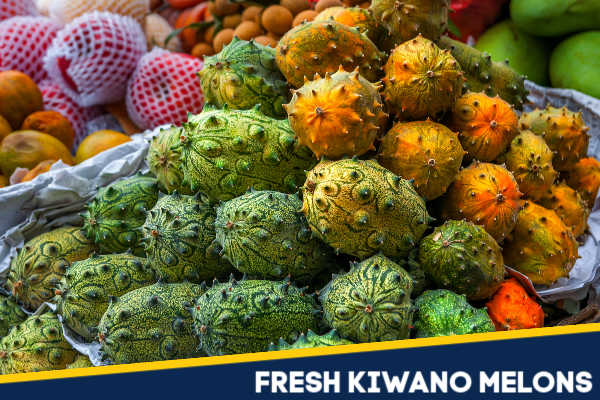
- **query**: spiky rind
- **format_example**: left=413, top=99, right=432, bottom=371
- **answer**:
left=147, top=127, right=191, bottom=195
left=199, top=38, right=289, bottom=118
left=502, top=130, right=557, bottom=201
left=193, top=278, right=320, bottom=356
left=6, top=227, right=96, bottom=311
left=0, top=313, right=78, bottom=374
left=215, top=190, right=334, bottom=283
left=302, top=159, right=430, bottom=259
left=413, top=289, right=495, bottom=337
left=540, top=183, right=589, bottom=237
left=566, top=157, right=600, bottom=208
left=439, top=36, right=529, bottom=110
left=418, top=220, right=504, bottom=300
left=67, top=355, right=94, bottom=369
left=441, top=162, right=523, bottom=241
left=177, top=107, right=316, bottom=202
left=0, top=295, right=27, bottom=338
left=276, top=20, right=385, bottom=88
left=519, top=106, right=589, bottom=172
left=320, top=254, right=413, bottom=342
left=56, top=253, right=157, bottom=341
left=486, top=278, right=544, bottom=331
left=81, top=175, right=159, bottom=256
left=503, top=201, right=578, bottom=286
left=383, top=35, right=463, bottom=120
left=143, top=192, right=232, bottom=283
left=378, top=120, right=464, bottom=200
left=268, top=329, right=353, bottom=351
left=450, top=92, right=518, bottom=162
left=314, top=7, right=380, bottom=42
left=286, top=67, right=387, bottom=159
left=98, top=282, right=204, bottom=364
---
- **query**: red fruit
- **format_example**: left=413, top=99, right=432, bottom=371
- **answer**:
left=44, top=12, right=147, bottom=107
left=449, top=0, right=509, bottom=43
left=0, top=0, right=37, bottom=22
left=126, top=48, right=205, bottom=130
left=486, top=278, right=544, bottom=330
left=0, top=17, right=62, bottom=83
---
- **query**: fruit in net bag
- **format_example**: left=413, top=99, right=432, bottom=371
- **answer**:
left=0, top=0, right=37, bottom=21
left=126, top=48, right=205, bottom=130
left=44, top=11, right=147, bottom=107
left=49, top=0, right=149, bottom=24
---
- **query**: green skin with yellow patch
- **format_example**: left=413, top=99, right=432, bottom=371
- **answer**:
left=82, top=175, right=159, bottom=256
left=193, top=278, right=320, bottom=356
left=0, top=295, right=27, bottom=337
left=98, top=282, right=204, bottom=364
left=320, top=254, right=414, bottom=343
left=6, top=227, right=96, bottom=311
left=147, top=127, right=192, bottom=195
left=413, top=290, right=495, bottom=337
left=56, top=253, right=157, bottom=341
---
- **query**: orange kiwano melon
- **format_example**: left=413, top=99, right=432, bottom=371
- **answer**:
left=0, top=71, right=43, bottom=130
left=0, top=114, right=11, bottom=142
left=486, top=278, right=544, bottom=331
left=21, top=110, right=75, bottom=150
left=566, top=157, right=600, bottom=209
left=75, top=130, right=132, bottom=164
left=0, top=130, right=73, bottom=176
left=21, top=160, right=55, bottom=182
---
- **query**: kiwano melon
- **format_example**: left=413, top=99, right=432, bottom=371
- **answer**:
left=147, top=127, right=191, bottom=195
left=540, top=182, right=589, bottom=237
left=6, top=227, right=96, bottom=311
left=320, top=254, right=414, bottom=343
left=413, top=290, right=495, bottom=337
left=566, top=157, right=600, bottom=208
left=486, top=278, right=544, bottom=331
left=193, top=277, right=320, bottom=356
left=81, top=174, right=159, bottom=256
left=0, top=295, right=27, bottom=338
left=314, top=6, right=379, bottom=42
left=268, top=329, right=353, bottom=351
left=0, top=312, right=78, bottom=374
left=67, top=355, right=93, bottom=369
left=215, top=190, right=334, bottom=283
left=56, top=253, right=157, bottom=341
left=98, top=282, right=204, bottom=364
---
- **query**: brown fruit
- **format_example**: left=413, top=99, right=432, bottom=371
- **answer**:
left=254, top=35, right=278, bottom=47
left=213, top=0, right=240, bottom=16
left=21, top=160, right=55, bottom=182
left=242, top=6, right=264, bottom=23
left=292, top=10, right=318, bottom=27
left=213, top=28, right=235, bottom=52
left=192, top=42, right=216, bottom=59
left=104, top=102, right=140, bottom=136
left=75, top=130, right=132, bottom=164
left=223, top=13, right=242, bottom=29
left=315, top=0, right=343, bottom=13
left=204, top=26, right=215, bottom=43
left=0, top=114, right=11, bottom=142
left=262, top=5, right=293, bottom=35
left=0, top=174, right=8, bottom=188
left=0, top=130, right=73, bottom=176
left=233, top=21, right=263, bottom=40
left=21, top=111, right=75, bottom=150
left=0, top=71, right=44, bottom=130
left=280, top=0, right=310, bottom=15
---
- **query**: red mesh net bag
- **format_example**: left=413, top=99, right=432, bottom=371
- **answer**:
left=0, top=0, right=38, bottom=21
left=38, top=80, right=102, bottom=149
left=44, top=11, right=147, bottom=107
left=0, top=16, right=62, bottom=83
left=48, top=0, right=149, bottom=25
left=126, top=48, right=204, bottom=130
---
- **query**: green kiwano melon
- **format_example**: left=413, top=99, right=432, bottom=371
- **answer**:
left=143, top=192, right=232, bottom=283
left=82, top=174, right=159, bottom=256
left=320, top=254, right=414, bottom=343
left=215, top=190, right=335, bottom=283
left=418, top=220, right=505, bottom=300
left=98, top=282, right=204, bottom=364
left=413, top=290, right=495, bottom=337
left=0, top=295, right=27, bottom=338
left=199, top=37, right=289, bottom=118
left=0, top=312, right=78, bottom=374
left=193, top=277, right=320, bottom=356
left=177, top=107, right=316, bottom=202
left=147, top=127, right=191, bottom=195
left=6, top=227, right=96, bottom=311
left=268, top=329, right=353, bottom=351
left=67, top=355, right=93, bottom=369
left=56, top=253, right=157, bottom=341
left=302, top=158, right=430, bottom=259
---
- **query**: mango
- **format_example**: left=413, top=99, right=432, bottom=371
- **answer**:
left=475, top=20, right=552, bottom=86
left=0, top=115, right=11, bottom=142
left=75, top=130, right=131, bottom=164
left=550, top=31, right=600, bottom=99
left=510, top=0, right=600, bottom=37
left=0, top=174, right=8, bottom=188
left=0, top=130, right=73, bottom=176
left=21, top=111, right=75, bottom=150
left=21, top=160, right=55, bottom=182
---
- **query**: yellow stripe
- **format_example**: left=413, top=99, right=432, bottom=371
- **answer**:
left=1, top=323, right=599, bottom=384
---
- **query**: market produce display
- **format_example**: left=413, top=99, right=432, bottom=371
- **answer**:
left=0, top=0, right=599, bottom=376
